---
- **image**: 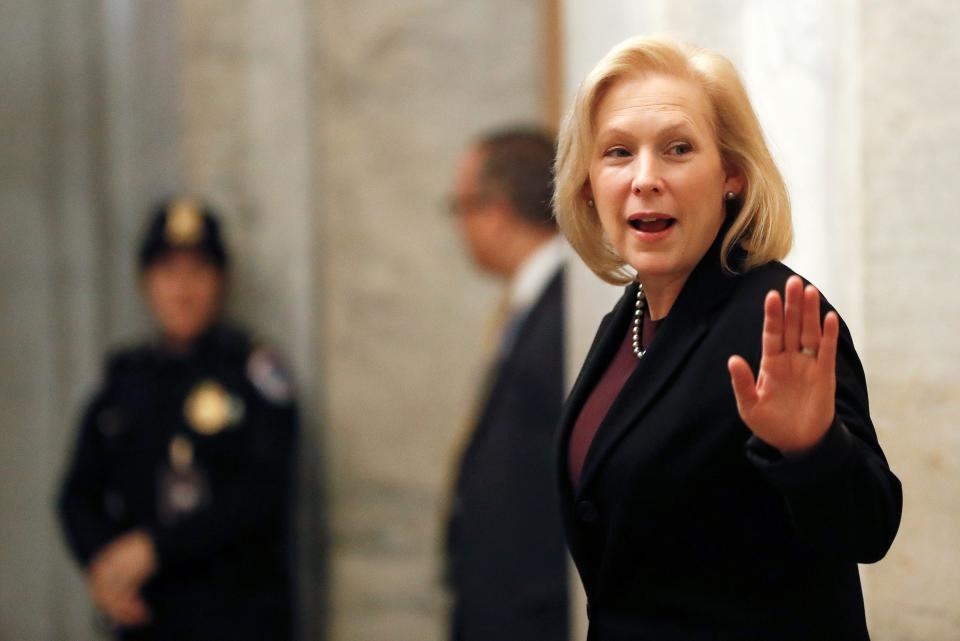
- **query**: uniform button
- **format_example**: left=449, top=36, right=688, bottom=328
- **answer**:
left=576, top=500, right=599, bottom=523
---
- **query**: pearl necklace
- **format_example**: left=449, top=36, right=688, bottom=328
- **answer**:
left=632, top=283, right=646, bottom=359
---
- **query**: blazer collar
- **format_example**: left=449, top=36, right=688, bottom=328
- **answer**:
left=559, top=229, right=742, bottom=499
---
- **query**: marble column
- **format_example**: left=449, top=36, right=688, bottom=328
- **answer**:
left=0, top=0, right=180, bottom=638
left=308, top=1, right=542, bottom=638
left=858, top=1, right=960, bottom=638
left=175, top=1, right=326, bottom=638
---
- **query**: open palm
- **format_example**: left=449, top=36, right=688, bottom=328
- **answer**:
left=728, top=275, right=840, bottom=454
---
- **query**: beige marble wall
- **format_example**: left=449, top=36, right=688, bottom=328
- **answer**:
left=175, top=2, right=329, bottom=639
left=1, top=1, right=181, bottom=638
left=309, top=2, right=541, bottom=639
left=859, top=2, right=960, bottom=638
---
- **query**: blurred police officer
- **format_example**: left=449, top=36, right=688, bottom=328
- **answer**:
left=58, top=198, right=298, bottom=641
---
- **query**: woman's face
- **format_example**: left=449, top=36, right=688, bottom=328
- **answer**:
left=587, top=72, right=741, bottom=291
left=142, top=250, right=224, bottom=347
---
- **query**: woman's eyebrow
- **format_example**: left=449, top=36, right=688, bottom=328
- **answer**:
left=596, top=120, right=698, bottom=143
left=657, top=122, right=696, bottom=138
left=595, top=125, right=632, bottom=142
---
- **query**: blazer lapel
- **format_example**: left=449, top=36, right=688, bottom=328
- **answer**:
left=574, top=301, right=708, bottom=497
left=563, top=231, right=742, bottom=500
left=556, top=283, right=635, bottom=501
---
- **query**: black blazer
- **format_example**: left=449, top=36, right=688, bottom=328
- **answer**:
left=556, top=239, right=902, bottom=641
left=447, top=269, right=569, bottom=641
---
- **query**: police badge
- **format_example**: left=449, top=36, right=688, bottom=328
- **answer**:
left=165, top=198, right=204, bottom=246
left=184, top=379, right=244, bottom=435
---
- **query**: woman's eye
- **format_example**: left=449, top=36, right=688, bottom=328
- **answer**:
left=604, top=146, right=631, bottom=158
left=668, top=142, right=693, bottom=156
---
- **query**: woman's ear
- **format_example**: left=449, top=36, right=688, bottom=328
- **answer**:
left=724, top=166, right=745, bottom=198
left=580, top=182, right=594, bottom=206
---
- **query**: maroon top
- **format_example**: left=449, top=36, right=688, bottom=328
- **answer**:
left=568, top=309, right=660, bottom=490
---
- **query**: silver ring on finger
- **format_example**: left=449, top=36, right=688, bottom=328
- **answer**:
left=800, top=346, right=817, bottom=357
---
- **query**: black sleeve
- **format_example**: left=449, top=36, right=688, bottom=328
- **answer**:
left=745, top=316, right=903, bottom=564
left=148, top=391, right=299, bottom=568
left=57, top=393, right=122, bottom=566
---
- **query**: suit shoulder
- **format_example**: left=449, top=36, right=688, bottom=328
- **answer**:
left=211, top=324, right=297, bottom=369
left=206, top=325, right=297, bottom=403
left=209, top=323, right=256, bottom=357
left=727, top=261, right=805, bottom=311
left=733, top=261, right=844, bottom=316
left=104, top=342, right=156, bottom=378
left=735, top=261, right=795, bottom=294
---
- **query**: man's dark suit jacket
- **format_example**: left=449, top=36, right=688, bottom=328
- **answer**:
left=556, top=235, right=902, bottom=641
left=447, top=269, right=569, bottom=641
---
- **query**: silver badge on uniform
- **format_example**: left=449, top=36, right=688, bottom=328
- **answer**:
left=157, top=435, right=210, bottom=525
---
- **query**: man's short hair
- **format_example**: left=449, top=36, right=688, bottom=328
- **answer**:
left=475, top=127, right=557, bottom=230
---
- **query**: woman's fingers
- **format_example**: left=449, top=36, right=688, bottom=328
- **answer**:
left=771, top=277, right=822, bottom=357
left=782, top=276, right=804, bottom=352
left=762, top=290, right=784, bottom=357
left=818, top=311, right=840, bottom=375
left=733, top=280, right=838, bottom=452
left=800, top=284, right=822, bottom=354
left=727, top=355, right=758, bottom=416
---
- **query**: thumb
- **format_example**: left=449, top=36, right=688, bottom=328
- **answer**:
left=727, top=355, right=758, bottom=418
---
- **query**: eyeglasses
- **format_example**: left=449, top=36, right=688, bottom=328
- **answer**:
left=445, top=193, right=493, bottom=217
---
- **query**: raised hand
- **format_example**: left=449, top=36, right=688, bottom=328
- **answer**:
left=727, top=275, right=840, bottom=454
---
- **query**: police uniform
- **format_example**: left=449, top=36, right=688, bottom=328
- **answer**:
left=57, top=200, right=298, bottom=641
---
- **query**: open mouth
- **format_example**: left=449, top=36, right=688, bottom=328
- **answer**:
left=628, top=215, right=676, bottom=233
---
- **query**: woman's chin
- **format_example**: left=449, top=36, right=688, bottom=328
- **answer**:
left=623, top=256, right=678, bottom=282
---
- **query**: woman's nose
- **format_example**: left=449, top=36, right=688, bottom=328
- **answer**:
left=630, top=153, right=663, bottom=196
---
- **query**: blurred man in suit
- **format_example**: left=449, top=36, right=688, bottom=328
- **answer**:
left=445, top=128, right=569, bottom=641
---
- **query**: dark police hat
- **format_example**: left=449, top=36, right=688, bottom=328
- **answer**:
left=138, top=198, right=229, bottom=270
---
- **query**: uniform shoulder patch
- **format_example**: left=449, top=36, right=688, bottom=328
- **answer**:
left=246, top=347, right=294, bottom=404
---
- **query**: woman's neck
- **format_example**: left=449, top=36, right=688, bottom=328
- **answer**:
left=639, top=272, right=691, bottom=321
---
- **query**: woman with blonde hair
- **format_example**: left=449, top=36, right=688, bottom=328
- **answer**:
left=554, top=36, right=901, bottom=640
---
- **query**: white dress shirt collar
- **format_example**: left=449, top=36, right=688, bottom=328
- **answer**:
left=508, top=234, right=567, bottom=315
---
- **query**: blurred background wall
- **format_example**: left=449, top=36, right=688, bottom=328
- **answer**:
left=1, top=1, right=958, bottom=640
left=2, top=2, right=184, bottom=638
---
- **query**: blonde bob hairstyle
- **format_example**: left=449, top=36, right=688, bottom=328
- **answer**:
left=554, top=36, right=792, bottom=284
